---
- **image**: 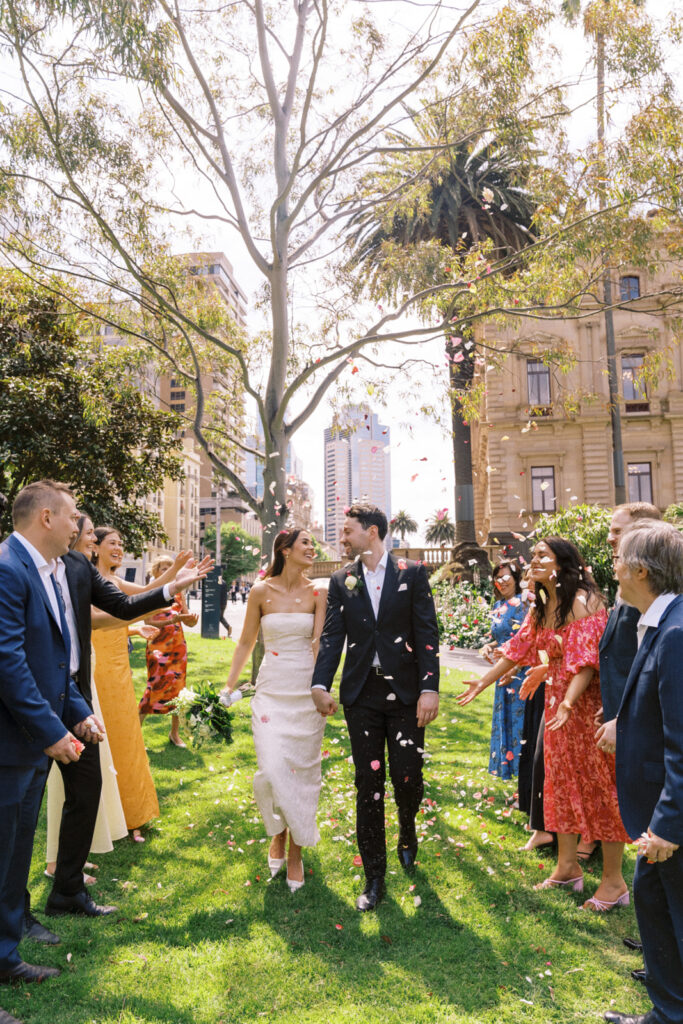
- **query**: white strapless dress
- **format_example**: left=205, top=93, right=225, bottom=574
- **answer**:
left=251, top=613, right=325, bottom=847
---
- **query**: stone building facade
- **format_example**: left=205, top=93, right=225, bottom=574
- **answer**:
left=471, top=266, right=683, bottom=548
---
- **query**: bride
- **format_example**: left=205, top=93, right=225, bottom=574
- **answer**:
left=220, top=528, right=330, bottom=891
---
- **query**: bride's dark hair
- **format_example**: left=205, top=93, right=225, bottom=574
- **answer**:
left=264, top=528, right=304, bottom=578
left=92, top=525, right=121, bottom=567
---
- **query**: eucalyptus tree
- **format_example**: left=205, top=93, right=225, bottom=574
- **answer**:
left=561, top=0, right=646, bottom=504
left=0, top=0, right=493, bottom=554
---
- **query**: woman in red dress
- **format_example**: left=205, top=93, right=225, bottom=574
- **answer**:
left=138, top=556, right=198, bottom=747
left=458, top=537, right=630, bottom=911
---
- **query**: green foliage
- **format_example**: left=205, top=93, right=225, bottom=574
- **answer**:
left=433, top=578, right=494, bottom=650
left=203, top=521, right=261, bottom=582
left=0, top=272, right=182, bottom=552
left=664, top=503, right=683, bottom=530
left=311, top=534, right=330, bottom=562
left=535, top=503, right=616, bottom=599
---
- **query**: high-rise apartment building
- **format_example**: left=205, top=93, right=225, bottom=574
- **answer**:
left=324, top=405, right=391, bottom=552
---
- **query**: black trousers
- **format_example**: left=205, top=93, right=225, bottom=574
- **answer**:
left=528, top=712, right=547, bottom=833
left=52, top=741, right=102, bottom=896
left=518, top=682, right=545, bottom=817
left=344, top=670, right=425, bottom=879
left=634, top=849, right=683, bottom=1024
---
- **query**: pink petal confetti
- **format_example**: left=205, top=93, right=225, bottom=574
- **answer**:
left=260, top=715, right=270, bottom=723
left=335, top=923, right=343, bottom=930
left=370, top=760, right=381, bottom=771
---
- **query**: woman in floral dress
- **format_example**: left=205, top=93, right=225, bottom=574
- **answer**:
left=139, top=556, right=198, bottom=748
left=458, top=537, right=630, bottom=912
left=480, top=561, right=527, bottom=780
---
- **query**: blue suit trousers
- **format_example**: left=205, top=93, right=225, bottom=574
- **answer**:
left=634, top=849, right=683, bottom=1023
left=0, top=763, right=49, bottom=969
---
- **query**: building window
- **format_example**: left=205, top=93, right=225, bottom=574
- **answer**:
left=526, top=359, right=551, bottom=408
left=170, top=390, right=185, bottom=401
left=620, top=275, right=640, bottom=301
left=531, top=466, right=556, bottom=512
left=622, top=353, right=649, bottom=412
left=170, top=402, right=185, bottom=413
left=628, top=463, right=653, bottom=503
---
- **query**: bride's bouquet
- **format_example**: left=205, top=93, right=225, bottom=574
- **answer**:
left=170, top=682, right=243, bottom=747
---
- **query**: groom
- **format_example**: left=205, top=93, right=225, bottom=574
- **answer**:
left=312, top=503, right=440, bottom=911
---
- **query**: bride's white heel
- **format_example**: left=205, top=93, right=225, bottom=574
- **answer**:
left=268, top=857, right=286, bottom=878
left=286, top=862, right=305, bottom=893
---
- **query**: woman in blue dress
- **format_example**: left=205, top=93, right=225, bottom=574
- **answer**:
left=480, top=561, right=528, bottom=780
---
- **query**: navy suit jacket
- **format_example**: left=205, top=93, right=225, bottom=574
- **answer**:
left=615, top=595, right=683, bottom=845
left=311, top=554, right=440, bottom=706
left=0, top=535, right=92, bottom=770
left=598, top=601, right=640, bottom=721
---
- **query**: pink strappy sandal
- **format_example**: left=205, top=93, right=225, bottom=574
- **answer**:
left=534, top=875, right=584, bottom=893
left=581, top=890, right=630, bottom=912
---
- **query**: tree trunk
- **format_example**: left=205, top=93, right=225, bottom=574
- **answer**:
left=447, top=332, right=477, bottom=545
left=597, top=27, right=626, bottom=503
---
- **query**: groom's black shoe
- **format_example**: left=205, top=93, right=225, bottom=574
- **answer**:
left=397, top=829, right=418, bottom=873
left=45, top=890, right=117, bottom=918
left=356, top=878, right=385, bottom=912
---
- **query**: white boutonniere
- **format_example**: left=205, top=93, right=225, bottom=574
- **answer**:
left=345, top=573, right=363, bottom=591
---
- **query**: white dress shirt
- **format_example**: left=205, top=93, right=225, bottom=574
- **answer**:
left=636, top=592, right=678, bottom=648
left=12, top=531, right=81, bottom=675
left=363, top=551, right=388, bottom=668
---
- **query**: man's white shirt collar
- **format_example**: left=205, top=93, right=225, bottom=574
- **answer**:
left=11, top=531, right=57, bottom=576
left=362, top=550, right=388, bottom=577
left=636, top=592, right=678, bottom=647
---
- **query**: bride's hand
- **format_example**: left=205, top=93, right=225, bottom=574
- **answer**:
left=311, top=688, right=337, bottom=717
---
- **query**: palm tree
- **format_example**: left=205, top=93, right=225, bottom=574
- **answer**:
left=349, top=106, right=539, bottom=547
left=560, top=0, right=644, bottom=504
left=425, top=509, right=456, bottom=546
left=389, top=510, right=418, bottom=545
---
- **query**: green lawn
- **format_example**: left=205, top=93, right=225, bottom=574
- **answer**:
left=9, top=636, right=648, bottom=1024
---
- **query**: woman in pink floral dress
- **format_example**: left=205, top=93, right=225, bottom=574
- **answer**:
left=458, top=537, right=630, bottom=912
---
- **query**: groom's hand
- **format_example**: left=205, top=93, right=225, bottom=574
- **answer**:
left=416, top=691, right=439, bottom=728
left=311, top=688, right=338, bottom=717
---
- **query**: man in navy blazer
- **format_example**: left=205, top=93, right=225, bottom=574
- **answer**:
left=602, top=521, right=683, bottom=1024
left=598, top=502, right=661, bottom=724
left=0, top=482, right=98, bottom=988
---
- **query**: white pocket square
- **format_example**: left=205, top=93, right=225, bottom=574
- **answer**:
left=398, top=583, right=408, bottom=591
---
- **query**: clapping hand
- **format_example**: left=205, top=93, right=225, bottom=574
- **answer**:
left=546, top=700, right=572, bottom=732
left=519, top=663, right=548, bottom=701
left=178, top=612, right=199, bottom=628
left=136, top=623, right=161, bottom=642
left=170, top=555, right=215, bottom=595
left=455, top=679, right=487, bottom=706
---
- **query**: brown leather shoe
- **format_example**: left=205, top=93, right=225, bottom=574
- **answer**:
left=0, top=961, right=61, bottom=984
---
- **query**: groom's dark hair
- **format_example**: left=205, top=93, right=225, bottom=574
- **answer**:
left=347, top=502, right=388, bottom=540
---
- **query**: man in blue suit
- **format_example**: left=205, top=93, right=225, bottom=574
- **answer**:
left=0, top=481, right=100, bottom=993
left=602, top=520, right=683, bottom=1024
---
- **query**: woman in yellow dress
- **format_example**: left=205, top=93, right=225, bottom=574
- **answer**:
left=90, top=527, right=167, bottom=842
